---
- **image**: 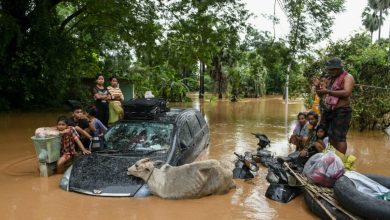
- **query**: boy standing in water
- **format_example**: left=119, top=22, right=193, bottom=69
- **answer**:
left=56, top=116, right=90, bottom=173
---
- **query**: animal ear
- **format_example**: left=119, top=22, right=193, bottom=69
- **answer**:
left=144, top=160, right=155, bottom=172
left=153, top=160, right=164, bottom=168
left=142, top=158, right=151, bottom=163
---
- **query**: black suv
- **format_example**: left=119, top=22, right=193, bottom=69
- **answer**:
left=60, top=107, right=209, bottom=197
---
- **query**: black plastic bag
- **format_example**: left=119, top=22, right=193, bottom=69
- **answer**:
left=265, top=183, right=303, bottom=203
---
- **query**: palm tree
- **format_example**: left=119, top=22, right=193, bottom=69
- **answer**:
left=368, top=0, right=390, bottom=40
left=362, top=7, right=381, bottom=42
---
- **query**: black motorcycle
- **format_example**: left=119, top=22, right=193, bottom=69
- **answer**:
left=232, top=152, right=259, bottom=179
left=251, top=133, right=278, bottom=167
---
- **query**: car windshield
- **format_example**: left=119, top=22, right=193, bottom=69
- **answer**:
left=104, top=122, right=174, bottom=154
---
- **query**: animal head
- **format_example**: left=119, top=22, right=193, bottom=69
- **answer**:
left=127, top=158, right=154, bottom=179
left=127, top=158, right=165, bottom=179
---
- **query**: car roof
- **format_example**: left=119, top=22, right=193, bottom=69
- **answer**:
left=120, top=108, right=196, bottom=124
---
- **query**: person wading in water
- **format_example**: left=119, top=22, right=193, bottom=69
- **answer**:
left=316, top=57, right=355, bottom=154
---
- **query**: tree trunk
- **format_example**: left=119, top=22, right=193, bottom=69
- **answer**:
left=371, top=31, right=373, bottom=43
left=199, top=61, right=204, bottom=99
left=216, top=62, right=223, bottom=99
left=378, top=9, right=383, bottom=40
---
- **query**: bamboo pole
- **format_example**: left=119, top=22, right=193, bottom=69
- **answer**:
left=284, top=162, right=336, bottom=220
left=284, top=162, right=359, bottom=220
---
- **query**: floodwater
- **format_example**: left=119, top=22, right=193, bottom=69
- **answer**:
left=0, top=95, right=389, bottom=220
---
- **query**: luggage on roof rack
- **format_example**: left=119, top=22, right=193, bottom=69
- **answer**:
left=123, top=98, right=169, bottom=120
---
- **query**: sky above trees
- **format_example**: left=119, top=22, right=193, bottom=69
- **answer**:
left=244, top=0, right=390, bottom=44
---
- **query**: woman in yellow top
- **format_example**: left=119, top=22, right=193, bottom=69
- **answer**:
left=107, top=76, right=124, bottom=126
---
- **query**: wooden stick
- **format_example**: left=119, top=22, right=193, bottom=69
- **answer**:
left=284, top=162, right=358, bottom=220
left=283, top=163, right=335, bottom=220
left=305, top=188, right=336, bottom=220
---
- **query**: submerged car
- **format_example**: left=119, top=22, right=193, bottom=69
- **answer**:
left=60, top=107, right=209, bottom=197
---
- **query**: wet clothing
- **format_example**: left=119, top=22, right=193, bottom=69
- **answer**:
left=292, top=123, right=309, bottom=137
left=93, top=86, right=109, bottom=127
left=311, top=95, right=321, bottom=115
left=67, top=117, right=91, bottom=147
left=68, top=117, right=89, bottom=130
left=91, top=118, right=107, bottom=137
left=327, top=107, right=352, bottom=142
left=60, top=127, right=79, bottom=160
left=326, top=71, right=348, bottom=110
left=306, top=124, right=318, bottom=149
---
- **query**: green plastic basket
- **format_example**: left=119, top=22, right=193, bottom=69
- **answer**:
left=31, top=135, right=61, bottom=163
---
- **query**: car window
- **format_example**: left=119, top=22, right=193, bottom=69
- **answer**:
left=188, top=115, right=202, bottom=136
left=104, top=122, right=174, bottom=153
left=179, top=122, right=192, bottom=147
left=196, top=112, right=206, bottom=128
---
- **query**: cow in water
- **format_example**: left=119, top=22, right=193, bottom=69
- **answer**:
left=127, top=158, right=235, bottom=199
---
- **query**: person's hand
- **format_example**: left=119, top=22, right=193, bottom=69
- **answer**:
left=316, top=89, right=329, bottom=95
left=299, top=149, right=308, bottom=157
left=312, top=78, right=320, bottom=87
left=82, top=149, right=91, bottom=155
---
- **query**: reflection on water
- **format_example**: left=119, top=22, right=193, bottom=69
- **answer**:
left=0, top=95, right=389, bottom=219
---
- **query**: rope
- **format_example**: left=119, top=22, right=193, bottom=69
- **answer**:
left=132, top=166, right=155, bottom=196
left=356, top=83, right=390, bottom=91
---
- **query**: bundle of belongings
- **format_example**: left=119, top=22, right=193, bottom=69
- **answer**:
left=264, top=159, right=303, bottom=203
left=35, top=127, right=60, bottom=138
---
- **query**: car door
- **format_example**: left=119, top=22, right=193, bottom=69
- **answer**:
left=176, top=117, right=194, bottom=164
left=195, top=111, right=209, bottom=149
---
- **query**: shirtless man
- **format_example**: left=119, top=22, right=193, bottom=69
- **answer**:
left=316, top=58, right=355, bottom=154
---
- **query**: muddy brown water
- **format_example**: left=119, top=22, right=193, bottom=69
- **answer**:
left=0, top=96, right=389, bottom=220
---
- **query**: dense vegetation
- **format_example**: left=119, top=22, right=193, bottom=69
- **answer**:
left=0, top=0, right=389, bottom=130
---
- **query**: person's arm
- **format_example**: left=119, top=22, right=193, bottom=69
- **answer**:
left=74, top=138, right=91, bottom=154
left=119, top=89, right=124, bottom=101
left=96, top=119, right=108, bottom=134
left=74, top=126, right=92, bottom=139
left=93, top=87, right=108, bottom=100
left=89, top=120, right=96, bottom=134
left=327, top=74, right=355, bottom=98
left=316, top=74, right=355, bottom=97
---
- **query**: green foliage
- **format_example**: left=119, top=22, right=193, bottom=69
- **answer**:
left=304, top=34, right=390, bottom=131
left=276, top=0, right=345, bottom=53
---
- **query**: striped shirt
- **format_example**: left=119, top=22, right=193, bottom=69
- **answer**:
left=107, top=86, right=124, bottom=103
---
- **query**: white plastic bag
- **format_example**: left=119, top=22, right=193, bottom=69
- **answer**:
left=303, top=151, right=345, bottom=187
left=35, top=127, right=59, bottom=138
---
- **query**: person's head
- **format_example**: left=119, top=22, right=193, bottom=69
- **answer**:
left=311, top=76, right=320, bottom=87
left=72, top=105, right=84, bottom=119
left=57, top=116, right=69, bottom=131
left=319, top=75, right=329, bottom=89
left=86, top=106, right=97, bottom=119
left=96, top=73, right=105, bottom=86
left=326, top=57, right=344, bottom=78
left=307, top=111, right=319, bottom=126
left=297, top=112, right=307, bottom=126
left=109, top=76, right=119, bottom=87
left=316, top=125, right=327, bottom=139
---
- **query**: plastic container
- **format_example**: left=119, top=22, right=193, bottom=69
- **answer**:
left=31, top=135, right=61, bottom=163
